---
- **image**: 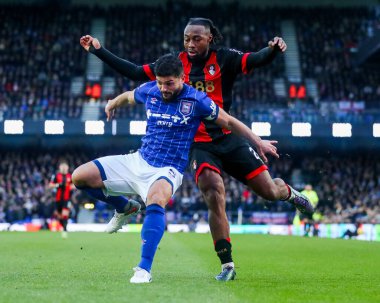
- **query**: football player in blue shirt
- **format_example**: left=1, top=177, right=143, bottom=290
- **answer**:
left=72, top=54, right=279, bottom=283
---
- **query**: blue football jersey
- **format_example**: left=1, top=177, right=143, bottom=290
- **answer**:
left=134, top=81, right=219, bottom=173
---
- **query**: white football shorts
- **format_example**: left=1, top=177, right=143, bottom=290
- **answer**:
left=93, top=151, right=183, bottom=202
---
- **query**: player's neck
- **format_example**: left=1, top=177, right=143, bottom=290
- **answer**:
left=163, top=84, right=184, bottom=103
left=188, top=49, right=210, bottom=62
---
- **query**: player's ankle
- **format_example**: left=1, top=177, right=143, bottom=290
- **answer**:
left=215, top=239, right=233, bottom=264
left=222, top=262, right=235, bottom=270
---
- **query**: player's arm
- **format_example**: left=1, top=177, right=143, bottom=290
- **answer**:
left=48, top=174, right=58, bottom=189
left=245, top=37, right=287, bottom=69
left=214, top=108, right=279, bottom=163
left=79, top=35, right=154, bottom=81
left=105, top=90, right=136, bottom=121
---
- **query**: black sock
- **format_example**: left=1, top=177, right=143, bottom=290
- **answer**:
left=215, top=239, right=233, bottom=265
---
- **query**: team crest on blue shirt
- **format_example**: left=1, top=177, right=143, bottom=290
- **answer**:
left=179, top=101, right=194, bottom=115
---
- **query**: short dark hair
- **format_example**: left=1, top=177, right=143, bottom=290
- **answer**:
left=154, top=54, right=183, bottom=78
left=187, top=17, right=223, bottom=44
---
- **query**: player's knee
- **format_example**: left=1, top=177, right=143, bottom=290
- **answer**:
left=198, top=171, right=225, bottom=210
left=146, top=192, right=167, bottom=207
left=72, top=167, right=85, bottom=187
left=147, top=187, right=170, bottom=206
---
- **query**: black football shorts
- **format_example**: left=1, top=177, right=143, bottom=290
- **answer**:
left=189, top=133, right=267, bottom=184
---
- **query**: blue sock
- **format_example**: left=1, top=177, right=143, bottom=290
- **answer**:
left=78, top=187, right=129, bottom=213
left=138, top=204, right=165, bottom=273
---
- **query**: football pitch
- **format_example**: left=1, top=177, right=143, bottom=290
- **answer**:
left=0, top=232, right=379, bottom=303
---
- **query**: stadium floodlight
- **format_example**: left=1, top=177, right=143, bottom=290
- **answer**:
left=292, top=122, right=311, bottom=137
left=373, top=123, right=380, bottom=137
left=251, top=122, right=271, bottom=137
left=85, top=120, right=105, bottom=135
left=4, top=120, right=24, bottom=134
left=44, top=120, right=64, bottom=135
left=130, top=121, right=147, bottom=135
left=332, top=123, right=352, bottom=137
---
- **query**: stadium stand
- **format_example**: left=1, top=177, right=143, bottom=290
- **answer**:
left=1, top=4, right=379, bottom=121
left=0, top=6, right=90, bottom=120
left=0, top=149, right=378, bottom=224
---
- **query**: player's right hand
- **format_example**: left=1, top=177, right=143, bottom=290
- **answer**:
left=268, top=37, right=287, bottom=52
left=80, top=35, right=101, bottom=51
left=105, top=99, right=117, bottom=121
left=257, top=140, right=279, bottom=163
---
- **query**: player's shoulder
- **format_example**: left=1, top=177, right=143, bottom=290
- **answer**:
left=137, top=80, right=157, bottom=92
left=172, top=50, right=181, bottom=57
left=183, top=83, right=200, bottom=95
left=216, top=46, right=244, bottom=56
left=182, top=83, right=197, bottom=96
left=182, top=84, right=208, bottom=102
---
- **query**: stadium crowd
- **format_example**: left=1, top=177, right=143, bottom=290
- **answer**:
left=0, top=6, right=90, bottom=120
left=0, top=4, right=379, bottom=122
left=294, top=7, right=380, bottom=105
left=0, top=150, right=378, bottom=225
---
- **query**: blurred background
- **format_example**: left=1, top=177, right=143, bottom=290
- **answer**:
left=0, top=0, right=379, bottom=237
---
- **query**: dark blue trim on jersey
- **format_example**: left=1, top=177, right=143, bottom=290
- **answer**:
left=93, top=160, right=107, bottom=181
left=214, top=105, right=220, bottom=120
left=156, top=176, right=174, bottom=194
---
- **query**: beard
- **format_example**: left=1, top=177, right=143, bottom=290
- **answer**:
left=161, top=89, right=180, bottom=103
left=187, top=49, right=208, bottom=61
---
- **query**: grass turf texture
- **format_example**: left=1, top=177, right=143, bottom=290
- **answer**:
left=0, top=232, right=379, bottom=303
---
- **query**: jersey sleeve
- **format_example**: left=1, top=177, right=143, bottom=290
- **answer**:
left=222, top=48, right=252, bottom=75
left=133, top=82, right=150, bottom=104
left=196, top=92, right=219, bottom=121
left=142, top=50, right=179, bottom=80
left=142, top=63, right=156, bottom=80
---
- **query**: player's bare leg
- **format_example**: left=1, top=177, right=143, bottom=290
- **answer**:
left=197, top=168, right=236, bottom=281
left=72, top=162, right=104, bottom=188
left=247, top=170, right=314, bottom=214
left=72, top=161, right=141, bottom=233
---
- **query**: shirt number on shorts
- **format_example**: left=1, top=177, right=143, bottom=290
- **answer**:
left=249, top=147, right=260, bottom=160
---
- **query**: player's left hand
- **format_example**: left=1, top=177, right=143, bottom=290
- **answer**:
left=268, top=37, right=287, bottom=52
left=257, top=140, right=279, bottom=163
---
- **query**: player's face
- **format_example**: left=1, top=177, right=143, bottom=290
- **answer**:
left=59, top=163, right=69, bottom=174
left=184, top=25, right=212, bottom=59
left=156, top=75, right=184, bottom=102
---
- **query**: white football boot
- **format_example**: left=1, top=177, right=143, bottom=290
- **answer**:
left=130, top=267, right=152, bottom=284
left=105, top=200, right=141, bottom=233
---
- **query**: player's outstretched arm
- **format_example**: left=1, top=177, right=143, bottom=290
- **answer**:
left=245, top=37, right=287, bottom=69
left=215, top=108, right=279, bottom=163
left=105, top=90, right=136, bottom=121
left=79, top=35, right=152, bottom=81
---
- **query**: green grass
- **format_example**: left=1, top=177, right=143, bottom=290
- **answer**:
left=0, top=232, right=379, bottom=303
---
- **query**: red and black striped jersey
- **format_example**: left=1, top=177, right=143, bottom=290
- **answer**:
left=50, top=173, right=73, bottom=202
left=142, top=47, right=252, bottom=142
